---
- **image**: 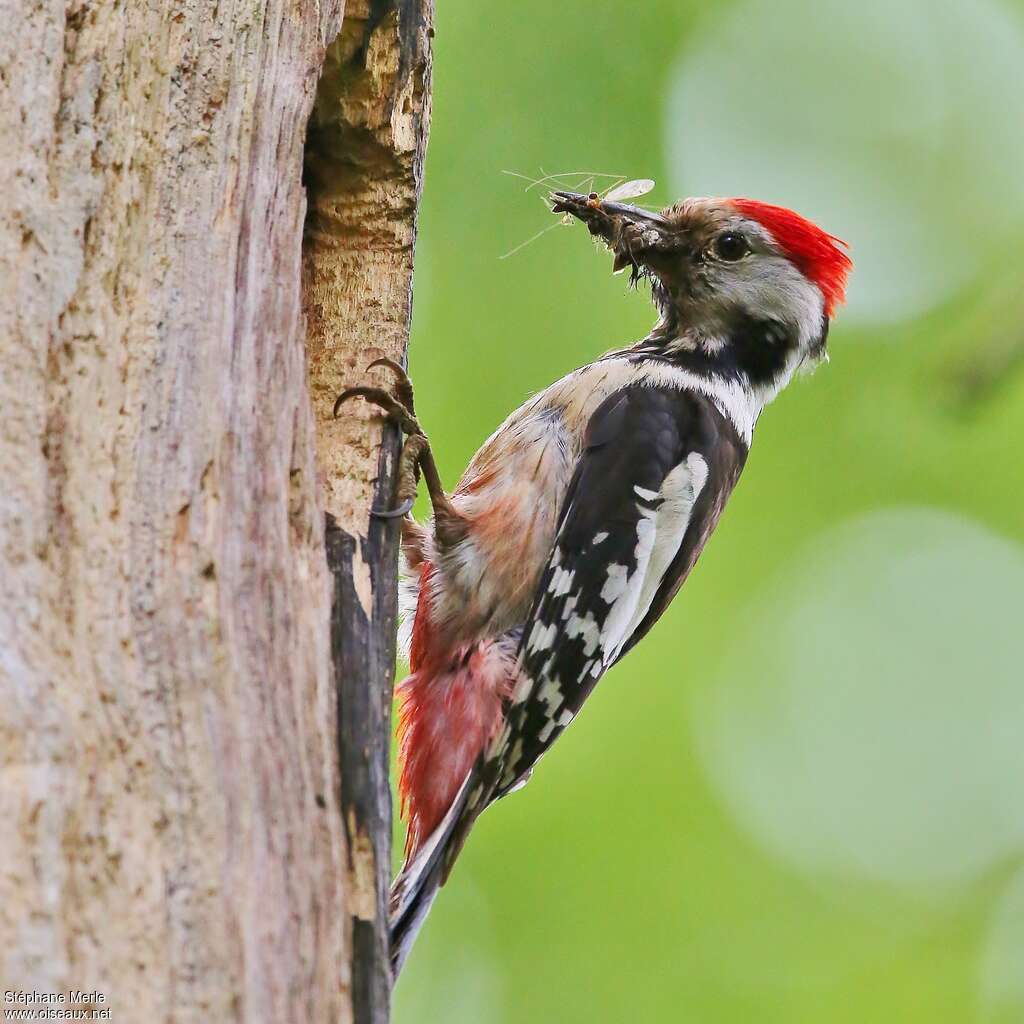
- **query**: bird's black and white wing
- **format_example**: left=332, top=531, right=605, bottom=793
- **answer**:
left=493, top=382, right=747, bottom=795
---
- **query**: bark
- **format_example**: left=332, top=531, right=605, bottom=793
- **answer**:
left=0, top=0, right=430, bottom=1019
left=304, top=2, right=434, bottom=1020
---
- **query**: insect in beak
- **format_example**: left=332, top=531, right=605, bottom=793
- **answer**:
left=550, top=187, right=674, bottom=281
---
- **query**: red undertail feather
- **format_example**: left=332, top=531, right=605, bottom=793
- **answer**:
left=397, top=561, right=516, bottom=860
left=731, top=198, right=853, bottom=317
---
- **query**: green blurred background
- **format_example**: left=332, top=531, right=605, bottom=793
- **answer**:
left=394, top=1, right=1024, bottom=1020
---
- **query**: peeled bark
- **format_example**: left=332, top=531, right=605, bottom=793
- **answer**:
left=0, top=0, right=431, bottom=1019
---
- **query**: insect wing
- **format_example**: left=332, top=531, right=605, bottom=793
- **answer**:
left=603, top=178, right=655, bottom=203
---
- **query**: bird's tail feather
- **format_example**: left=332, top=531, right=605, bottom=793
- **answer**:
left=389, top=774, right=473, bottom=978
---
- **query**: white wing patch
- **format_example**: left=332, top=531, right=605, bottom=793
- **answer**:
left=600, top=562, right=629, bottom=603
left=599, top=452, right=709, bottom=665
left=595, top=503, right=659, bottom=666
left=548, top=565, right=575, bottom=597
left=527, top=620, right=558, bottom=652
left=624, top=454, right=709, bottom=648
left=565, top=611, right=601, bottom=656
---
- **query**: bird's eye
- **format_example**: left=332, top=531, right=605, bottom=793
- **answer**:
left=712, top=232, right=750, bottom=262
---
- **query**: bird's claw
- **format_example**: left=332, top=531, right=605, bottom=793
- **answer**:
left=361, top=357, right=417, bottom=415
left=332, top=361, right=462, bottom=536
left=371, top=497, right=416, bottom=520
left=333, top=386, right=368, bottom=419
left=332, top=385, right=420, bottom=435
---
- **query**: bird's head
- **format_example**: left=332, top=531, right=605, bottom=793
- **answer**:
left=551, top=191, right=852, bottom=389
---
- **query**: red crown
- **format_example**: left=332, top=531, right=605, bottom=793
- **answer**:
left=732, top=199, right=852, bottom=317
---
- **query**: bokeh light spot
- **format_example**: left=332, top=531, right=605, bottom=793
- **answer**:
left=692, top=507, right=1024, bottom=892
left=666, top=0, right=1024, bottom=324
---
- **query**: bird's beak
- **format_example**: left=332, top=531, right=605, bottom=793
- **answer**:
left=550, top=190, right=668, bottom=229
left=550, top=190, right=675, bottom=276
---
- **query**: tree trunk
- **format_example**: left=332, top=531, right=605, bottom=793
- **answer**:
left=305, top=1, right=434, bottom=1020
left=0, top=0, right=431, bottom=1020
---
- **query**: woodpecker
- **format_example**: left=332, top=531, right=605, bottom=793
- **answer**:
left=336, top=190, right=852, bottom=976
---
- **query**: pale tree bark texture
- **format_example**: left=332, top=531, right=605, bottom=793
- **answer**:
left=0, top=0, right=431, bottom=1020
left=305, top=1, right=434, bottom=1019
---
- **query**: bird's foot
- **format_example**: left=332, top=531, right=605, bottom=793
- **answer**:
left=334, top=361, right=466, bottom=544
